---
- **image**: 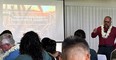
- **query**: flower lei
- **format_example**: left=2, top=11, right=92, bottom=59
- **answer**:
left=101, top=25, right=112, bottom=38
left=0, top=44, right=19, bottom=60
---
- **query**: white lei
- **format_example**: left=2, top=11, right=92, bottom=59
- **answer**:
left=101, top=25, right=112, bottom=38
left=0, top=44, right=19, bottom=60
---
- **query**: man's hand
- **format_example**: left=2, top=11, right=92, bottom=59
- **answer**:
left=93, top=28, right=97, bottom=33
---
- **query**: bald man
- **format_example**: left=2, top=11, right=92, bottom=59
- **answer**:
left=91, top=16, right=116, bottom=60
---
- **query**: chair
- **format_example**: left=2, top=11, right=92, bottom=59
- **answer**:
left=111, top=49, right=116, bottom=60
left=97, top=54, right=107, bottom=60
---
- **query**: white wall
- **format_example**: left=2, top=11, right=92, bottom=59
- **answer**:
left=65, top=0, right=116, bottom=51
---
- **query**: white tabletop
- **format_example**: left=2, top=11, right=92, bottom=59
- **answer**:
left=97, top=54, right=107, bottom=60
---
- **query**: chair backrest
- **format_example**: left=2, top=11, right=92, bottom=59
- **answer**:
left=111, top=49, right=116, bottom=60
left=97, top=54, right=107, bottom=60
left=111, top=59, right=116, bottom=60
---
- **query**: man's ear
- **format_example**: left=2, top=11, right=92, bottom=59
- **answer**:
left=59, top=56, right=62, bottom=60
left=86, top=53, right=90, bottom=60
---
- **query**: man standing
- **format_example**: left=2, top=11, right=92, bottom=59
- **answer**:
left=91, top=16, right=116, bottom=60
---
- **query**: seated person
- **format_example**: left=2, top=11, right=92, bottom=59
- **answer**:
left=16, top=31, right=52, bottom=60
left=0, top=30, right=19, bottom=60
left=62, top=36, right=90, bottom=60
left=74, top=29, right=98, bottom=60
left=41, top=37, right=61, bottom=60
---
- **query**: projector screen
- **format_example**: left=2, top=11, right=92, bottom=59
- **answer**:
left=0, top=0, right=64, bottom=43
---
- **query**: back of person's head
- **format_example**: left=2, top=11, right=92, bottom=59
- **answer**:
left=20, top=31, right=43, bottom=60
left=42, top=37, right=56, bottom=54
left=74, top=29, right=86, bottom=39
left=62, top=36, right=90, bottom=60
left=48, top=40, right=56, bottom=54
left=74, top=29, right=97, bottom=60
left=41, top=37, right=51, bottom=49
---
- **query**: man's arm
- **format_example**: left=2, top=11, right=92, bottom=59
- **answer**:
left=91, top=28, right=98, bottom=38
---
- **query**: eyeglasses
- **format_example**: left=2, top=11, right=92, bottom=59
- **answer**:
left=104, top=21, right=111, bottom=23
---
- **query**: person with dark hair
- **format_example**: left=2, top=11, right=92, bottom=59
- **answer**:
left=16, top=31, right=52, bottom=60
left=62, top=36, right=90, bottom=60
left=41, top=37, right=51, bottom=51
left=41, top=37, right=61, bottom=60
left=0, top=30, right=12, bottom=36
left=0, top=30, right=19, bottom=60
left=74, top=29, right=86, bottom=39
left=74, top=29, right=98, bottom=60
left=91, top=16, right=116, bottom=60
left=41, top=37, right=55, bottom=60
